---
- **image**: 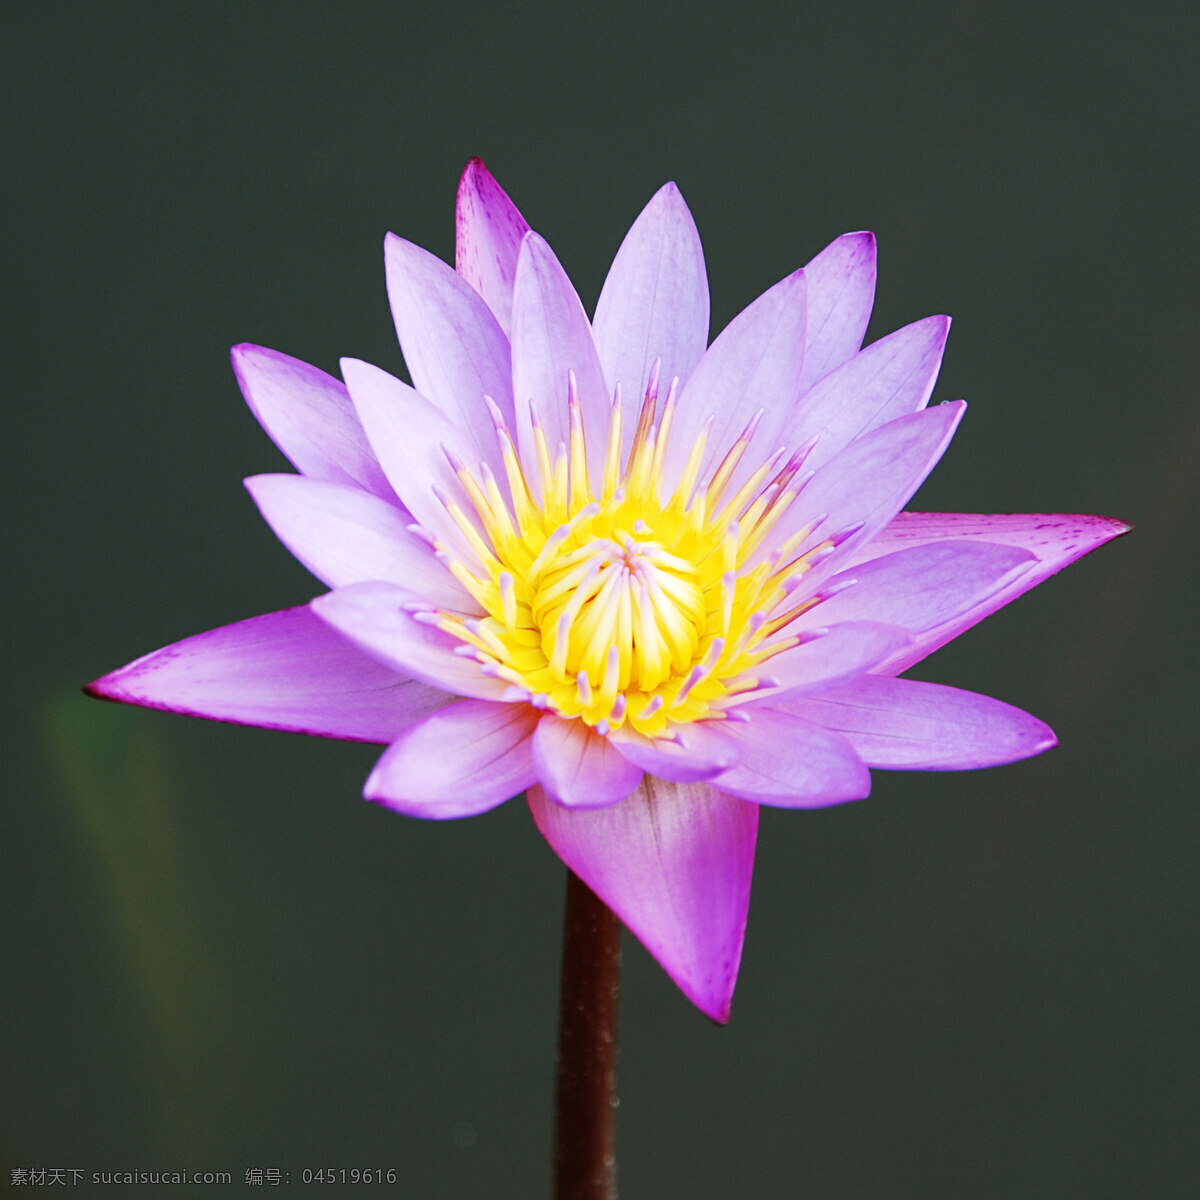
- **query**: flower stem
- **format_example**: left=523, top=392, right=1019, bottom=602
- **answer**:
left=554, top=868, right=621, bottom=1200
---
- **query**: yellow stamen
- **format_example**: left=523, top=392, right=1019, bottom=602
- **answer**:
left=426, top=372, right=844, bottom=737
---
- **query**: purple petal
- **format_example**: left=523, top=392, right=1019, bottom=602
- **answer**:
left=311, top=581, right=508, bottom=701
left=609, top=721, right=740, bottom=782
left=791, top=315, right=952, bottom=473
left=454, top=157, right=530, bottom=337
left=532, top=716, right=644, bottom=808
left=231, top=344, right=395, bottom=499
left=384, top=232, right=515, bottom=430
left=761, top=402, right=966, bottom=587
left=339, top=357, right=494, bottom=564
left=365, top=699, right=537, bottom=818
left=85, top=606, right=450, bottom=743
left=511, top=233, right=611, bottom=489
left=244, top=474, right=481, bottom=610
left=781, top=676, right=1057, bottom=769
left=757, top=621, right=914, bottom=701
left=664, top=269, right=806, bottom=497
left=796, top=540, right=1037, bottom=636
left=849, top=512, right=1132, bottom=673
left=711, top=708, right=871, bottom=807
left=592, top=182, right=709, bottom=412
left=528, top=778, right=758, bottom=1023
left=798, top=231, right=877, bottom=391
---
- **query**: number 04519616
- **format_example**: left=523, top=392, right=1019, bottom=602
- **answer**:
left=301, top=1168, right=398, bottom=1185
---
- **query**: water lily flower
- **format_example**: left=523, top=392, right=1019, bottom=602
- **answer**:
left=89, top=159, right=1127, bottom=1022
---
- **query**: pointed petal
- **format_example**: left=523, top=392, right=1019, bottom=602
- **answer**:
left=340, top=357, right=493, bottom=564
left=85, top=606, right=450, bottom=743
left=511, top=233, right=610, bottom=485
left=782, top=676, right=1057, bottom=769
left=311, top=581, right=508, bottom=701
left=757, top=621, right=914, bottom=701
left=762, top=402, right=966, bottom=587
left=609, top=721, right=740, bottom=783
left=792, top=315, right=952, bottom=473
left=244, top=474, right=481, bottom=610
left=796, top=540, right=1037, bottom=635
left=848, top=512, right=1133, bottom=673
left=231, top=344, right=394, bottom=499
left=384, top=232, right=515, bottom=429
left=853, top=510, right=1132, bottom=567
left=455, top=157, right=530, bottom=337
left=592, top=182, right=709, bottom=407
left=712, top=708, right=871, bottom=807
left=529, top=778, right=758, bottom=1023
left=665, top=269, right=806, bottom=495
left=798, top=231, right=876, bottom=391
left=532, top=715, right=643, bottom=808
left=365, top=699, right=537, bottom=818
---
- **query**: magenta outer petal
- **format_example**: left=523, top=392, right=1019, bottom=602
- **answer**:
left=532, top=715, right=644, bottom=809
left=454, top=157, right=530, bottom=338
left=759, top=621, right=914, bottom=701
left=86, top=606, right=450, bottom=743
left=609, top=721, right=740, bottom=782
left=761, top=402, right=966, bottom=587
left=231, top=344, right=395, bottom=500
left=711, top=708, right=872, bottom=807
left=798, top=231, right=877, bottom=391
left=665, top=269, right=806, bottom=496
left=383, top=233, right=515, bottom=430
left=366, top=700, right=538, bottom=818
left=529, top=778, right=758, bottom=1023
left=592, top=182, right=709, bottom=417
left=782, top=676, right=1058, bottom=769
left=795, top=541, right=1037, bottom=637
left=790, top=315, right=952, bottom=474
left=244, top=474, right=481, bottom=611
left=850, top=512, right=1132, bottom=673
left=340, top=357, right=494, bottom=564
left=511, top=233, right=613, bottom=487
left=311, top=582, right=509, bottom=702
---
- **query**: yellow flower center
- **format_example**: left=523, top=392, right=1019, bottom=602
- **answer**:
left=428, top=366, right=848, bottom=737
left=531, top=532, right=705, bottom=693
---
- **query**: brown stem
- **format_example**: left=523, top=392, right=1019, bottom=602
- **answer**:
left=554, top=868, right=621, bottom=1200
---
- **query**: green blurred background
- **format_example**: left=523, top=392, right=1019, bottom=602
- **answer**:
left=4, top=2, right=1196, bottom=1195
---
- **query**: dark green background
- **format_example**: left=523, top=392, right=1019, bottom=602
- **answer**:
left=4, top=2, right=1196, bottom=1195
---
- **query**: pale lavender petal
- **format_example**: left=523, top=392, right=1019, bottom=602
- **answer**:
left=244, top=474, right=481, bottom=611
left=592, top=182, right=709, bottom=411
left=848, top=512, right=1132, bottom=673
left=340, top=357, right=492, bottom=564
left=756, top=621, right=914, bottom=702
left=511, top=233, right=611, bottom=488
left=311, top=581, right=508, bottom=701
left=664, top=269, right=806, bottom=496
left=762, top=402, right=966, bottom=587
left=609, top=721, right=740, bottom=782
left=711, top=708, right=871, bottom=807
left=532, top=715, right=644, bottom=809
left=86, top=606, right=450, bottom=743
left=529, top=778, right=757, bottom=1023
left=454, top=157, right=530, bottom=337
left=791, top=315, right=952, bottom=473
left=852, top=510, right=1132, bottom=566
left=798, top=231, right=877, bottom=391
left=365, top=700, right=538, bottom=818
left=231, top=344, right=394, bottom=499
left=781, top=676, right=1057, bottom=769
left=384, top=232, right=515, bottom=430
left=794, top=540, right=1036, bottom=636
